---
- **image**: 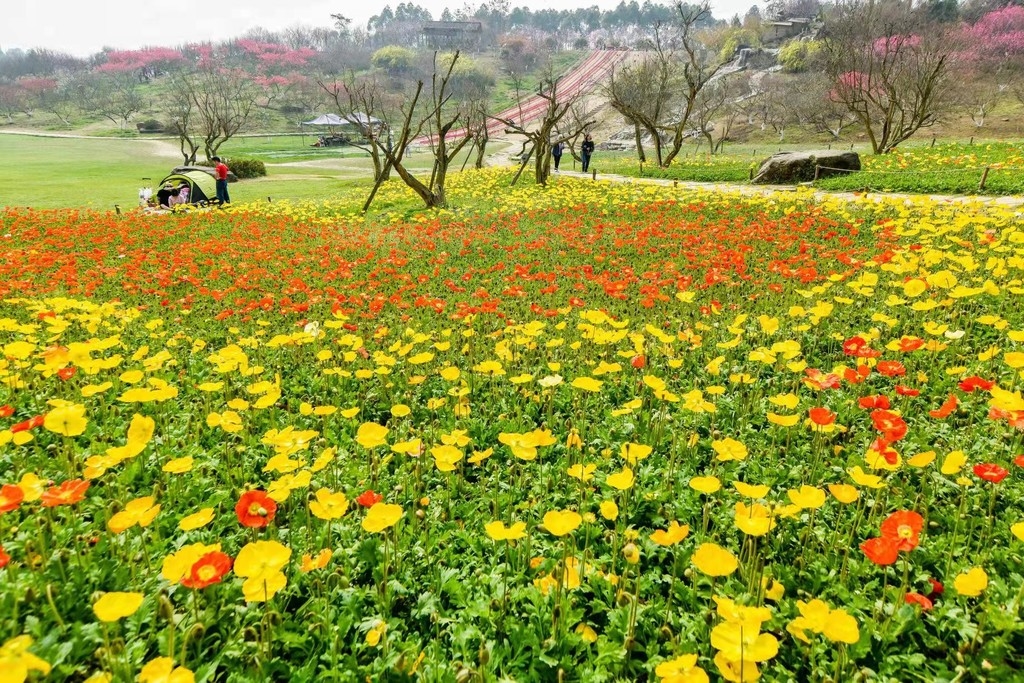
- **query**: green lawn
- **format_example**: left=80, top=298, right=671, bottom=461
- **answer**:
left=0, top=134, right=499, bottom=209
left=0, top=135, right=171, bottom=209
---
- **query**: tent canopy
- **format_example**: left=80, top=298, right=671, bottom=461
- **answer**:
left=302, top=113, right=346, bottom=126
left=302, top=112, right=382, bottom=126
left=158, top=171, right=215, bottom=203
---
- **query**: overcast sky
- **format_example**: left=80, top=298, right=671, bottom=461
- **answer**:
left=1, top=0, right=756, bottom=56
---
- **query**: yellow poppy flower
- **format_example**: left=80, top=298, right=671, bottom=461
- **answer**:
left=691, top=543, right=738, bottom=577
left=92, top=592, right=144, bottom=622
left=543, top=509, right=582, bottom=536
left=362, top=503, right=403, bottom=533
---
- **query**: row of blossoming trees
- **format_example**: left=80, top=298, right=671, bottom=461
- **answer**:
left=0, top=41, right=329, bottom=161
left=823, top=1, right=1024, bottom=154
left=609, top=0, right=1024, bottom=159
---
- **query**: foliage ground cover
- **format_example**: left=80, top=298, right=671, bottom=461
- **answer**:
left=603, top=141, right=1024, bottom=197
left=2, top=170, right=1024, bottom=682
left=598, top=151, right=757, bottom=184
left=815, top=142, right=1024, bottom=196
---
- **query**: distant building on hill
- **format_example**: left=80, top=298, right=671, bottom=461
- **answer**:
left=765, top=17, right=816, bottom=45
left=422, top=21, right=484, bottom=51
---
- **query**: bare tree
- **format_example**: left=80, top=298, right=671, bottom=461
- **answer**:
left=661, top=1, right=726, bottom=166
left=76, top=71, right=146, bottom=130
left=164, top=67, right=260, bottom=161
left=822, top=0, right=957, bottom=154
left=320, top=74, right=394, bottom=184
left=166, top=81, right=201, bottom=164
left=605, top=27, right=678, bottom=166
left=690, top=76, right=742, bottom=154
left=492, top=67, right=594, bottom=186
left=327, top=52, right=475, bottom=210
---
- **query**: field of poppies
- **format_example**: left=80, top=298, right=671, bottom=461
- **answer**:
left=2, top=169, right=1024, bottom=682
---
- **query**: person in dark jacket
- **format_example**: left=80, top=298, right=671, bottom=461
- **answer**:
left=551, top=141, right=564, bottom=172
left=580, top=134, right=595, bottom=173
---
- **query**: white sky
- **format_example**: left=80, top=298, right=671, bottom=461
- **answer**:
left=1, top=0, right=756, bottom=56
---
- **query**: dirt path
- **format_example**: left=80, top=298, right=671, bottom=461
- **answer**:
left=555, top=169, right=1024, bottom=208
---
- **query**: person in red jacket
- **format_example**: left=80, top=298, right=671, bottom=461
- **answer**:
left=212, top=156, right=230, bottom=204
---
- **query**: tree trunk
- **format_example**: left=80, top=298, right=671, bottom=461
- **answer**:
left=474, top=134, right=487, bottom=169
left=633, top=121, right=646, bottom=163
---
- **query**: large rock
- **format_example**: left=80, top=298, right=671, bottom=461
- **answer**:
left=752, top=150, right=860, bottom=184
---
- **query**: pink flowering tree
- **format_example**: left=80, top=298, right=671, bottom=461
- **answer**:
left=955, top=7, right=1024, bottom=121
left=0, top=83, right=30, bottom=123
left=823, top=1, right=957, bottom=153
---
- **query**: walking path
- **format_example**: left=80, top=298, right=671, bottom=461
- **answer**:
left=555, top=169, right=1024, bottom=208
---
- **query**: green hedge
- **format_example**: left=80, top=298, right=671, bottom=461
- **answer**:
left=197, top=157, right=267, bottom=179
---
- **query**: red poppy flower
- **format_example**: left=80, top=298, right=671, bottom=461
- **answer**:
left=57, top=367, right=77, bottom=381
left=808, top=407, right=836, bottom=426
left=843, top=367, right=864, bottom=384
left=859, top=395, right=890, bottom=410
left=0, top=484, right=25, bottom=514
left=973, top=463, right=1009, bottom=484
left=928, top=578, right=944, bottom=597
left=804, top=368, right=841, bottom=390
left=928, top=394, right=958, bottom=419
left=40, top=479, right=90, bottom=508
left=876, top=361, right=906, bottom=377
left=843, top=336, right=868, bottom=356
left=0, top=545, right=9, bottom=569
left=898, top=338, right=925, bottom=352
left=630, top=354, right=646, bottom=369
left=905, top=593, right=933, bottom=611
left=895, top=385, right=920, bottom=397
left=10, top=415, right=44, bottom=433
left=870, top=409, right=908, bottom=442
left=0, top=404, right=12, bottom=418
left=182, top=551, right=233, bottom=589
left=860, top=536, right=899, bottom=566
left=959, top=376, right=995, bottom=393
left=880, top=510, right=924, bottom=552
left=356, top=490, right=383, bottom=507
left=235, top=490, right=277, bottom=528
left=1014, top=455, right=1024, bottom=468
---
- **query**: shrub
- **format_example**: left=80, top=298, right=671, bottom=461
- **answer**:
left=778, top=40, right=824, bottom=73
left=371, top=46, right=415, bottom=73
left=224, top=158, right=266, bottom=179
left=197, top=157, right=267, bottom=179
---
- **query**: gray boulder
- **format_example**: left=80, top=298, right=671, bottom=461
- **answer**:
left=752, top=150, right=860, bottom=184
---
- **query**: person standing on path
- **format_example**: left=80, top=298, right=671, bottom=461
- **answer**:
left=581, top=134, right=595, bottom=173
left=551, top=140, right=564, bottom=172
left=212, top=156, right=230, bottom=205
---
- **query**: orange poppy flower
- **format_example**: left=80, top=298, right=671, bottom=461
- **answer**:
left=859, top=395, right=890, bottom=410
left=959, top=376, right=995, bottom=393
left=860, top=536, right=899, bottom=566
left=876, top=361, right=906, bottom=377
left=880, top=510, right=924, bottom=552
left=928, top=394, right=958, bottom=419
left=808, top=407, right=836, bottom=426
left=904, top=593, right=933, bottom=611
left=870, top=410, right=908, bottom=442
left=182, top=551, right=233, bottom=589
left=0, top=484, right=25, bottom=514
left=235, top=490, right=277, bottom=528
left=0, top=545, right=9, bottom=569
left=40, top=479, right=90, bottom=508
